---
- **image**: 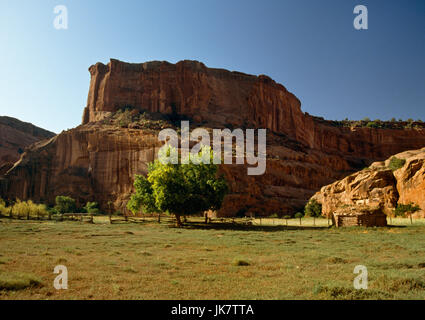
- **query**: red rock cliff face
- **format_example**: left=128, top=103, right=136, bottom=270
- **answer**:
left=0, top=116, right=55, bottom=174
left=82, top=59, right=425, bottom=159
left=2, top=59, right=425, bottom=216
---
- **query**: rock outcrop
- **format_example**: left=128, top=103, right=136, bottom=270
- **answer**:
left=312, top=147, right=425, bottom=218
left=0, top=116, right=55, bottom=174
left=1, top=59, right=425, bottom=216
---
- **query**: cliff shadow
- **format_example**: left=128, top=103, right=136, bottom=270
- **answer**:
left=173, top=221, right=331, bottom=232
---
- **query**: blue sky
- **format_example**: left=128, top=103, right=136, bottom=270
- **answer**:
left=0, top=0, right=424, bottom=133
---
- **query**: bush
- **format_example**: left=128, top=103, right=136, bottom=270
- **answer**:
left=54, top=196, right=76, bottom=214
left=232, top=258, right=250, bottom=266
left=389, top=157, right=406, bottom=172
left=10, top=200, right=48, bottom=218
left=84, top=202, right=100, bottom=214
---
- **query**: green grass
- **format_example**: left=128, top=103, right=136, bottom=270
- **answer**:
left=0, top=217, right=424, bottom=300
left=0, top=272, right=42, bottom=291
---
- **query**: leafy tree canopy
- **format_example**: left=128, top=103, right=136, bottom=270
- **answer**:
left=304, top=199, right=322, bottom=218
left=127, top=146, right=228, bottom=226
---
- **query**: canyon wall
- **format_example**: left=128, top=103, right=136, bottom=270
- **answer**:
left=82, top=59, right=425, bottom=160
left=2, top=59, right=425, bottom=216
left=0, top=116, right=55, bottom=175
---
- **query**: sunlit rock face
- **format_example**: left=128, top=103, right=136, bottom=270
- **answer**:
left=2, top=59, right=425, bottom=216
left=313, top=147, right=425, bottom=218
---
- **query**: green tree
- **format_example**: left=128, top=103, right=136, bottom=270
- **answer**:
left=304, top=199, right=322, bottom=226
left=394, top=203, right=421, bottom=225
left=54, top=196, right=76, bottom=214
left=127, top=146, right=228, bottom=227
left=295, top=212, right=304, bottom=226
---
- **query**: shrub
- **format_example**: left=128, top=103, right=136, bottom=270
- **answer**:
left=10, top=200, right=49, bottom=218
left=84, top=202, right=100, bottom=214
left=389, top=157, right=406, bottom=171
left=54, top=196, right=76, bottom=214
left=232, top=258, right=250, bottom=266
left=117, top=109, right=133, bottom=128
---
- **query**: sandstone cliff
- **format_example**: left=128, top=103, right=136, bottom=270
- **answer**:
left=82, top=59, right=425, bottom=160
left=312, top=147, right=425, bottom=218
left=2, top=59, right=425, bottom=216
left=0, top=116, right=55, bottom=175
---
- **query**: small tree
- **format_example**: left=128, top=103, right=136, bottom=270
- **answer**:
left=305, top=199, right=322, bottom=226
left=394, top=203, right=421, bottom=225
left=295, top=212, right=304, bottom=226
left=127, top=146, right=228, bottom=227
left=55, top=196, right=76, bottom=214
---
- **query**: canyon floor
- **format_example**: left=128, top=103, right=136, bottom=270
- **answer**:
left=1, top=217, right=425, bottom=300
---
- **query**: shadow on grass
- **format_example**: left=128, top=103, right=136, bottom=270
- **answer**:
left=175, top=222, right=332, bottom=232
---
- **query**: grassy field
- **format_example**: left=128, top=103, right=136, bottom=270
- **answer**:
left=0, top=216, right=425, bottom=300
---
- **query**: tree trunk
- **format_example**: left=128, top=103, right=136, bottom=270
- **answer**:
left=299, top=218, right=302, bottom=226
left=175, top=214, right=183, bottom=227
left=205, top=212, right=208, bottom=224
left=313, top=217, right=316, bottom=226
left=157, top=213, right=161, bottom=223
left=410, top=213, right=413, bottom=225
